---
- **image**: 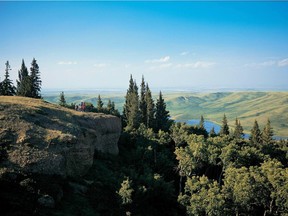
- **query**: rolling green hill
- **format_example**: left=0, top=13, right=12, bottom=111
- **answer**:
left=43, top=91, right=288, bottom=137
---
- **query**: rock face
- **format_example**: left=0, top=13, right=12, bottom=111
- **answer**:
left=0, top=96, right=121, bottom=178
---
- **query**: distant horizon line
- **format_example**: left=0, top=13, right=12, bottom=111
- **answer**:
left=41, top=86, right=288, bottom=94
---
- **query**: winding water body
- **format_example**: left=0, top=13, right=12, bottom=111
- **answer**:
left=184, top=119, right=284, bottom=140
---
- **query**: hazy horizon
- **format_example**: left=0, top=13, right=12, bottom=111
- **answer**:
left=1, top=1, right=288, bottom=90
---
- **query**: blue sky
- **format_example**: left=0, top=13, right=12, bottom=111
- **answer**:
left=0, top=1, right=288, bottom=90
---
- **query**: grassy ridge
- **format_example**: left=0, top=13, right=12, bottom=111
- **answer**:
left=43, top=91, right=288, bottom=137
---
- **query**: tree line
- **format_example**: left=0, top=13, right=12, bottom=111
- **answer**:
left=0, top=59, right=42, bottom=98
left=122, top=75, right=172, bottom=132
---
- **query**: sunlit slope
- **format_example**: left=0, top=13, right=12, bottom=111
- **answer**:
left=166, top=92, right=288, bottom=137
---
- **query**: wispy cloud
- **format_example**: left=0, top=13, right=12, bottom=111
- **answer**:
left=58, top=61, right=77, bottom=65
left=180, top=51, right=189, bottom=56
left=94, top=63, right=107, bottom=68
left=176, top=61, right=215, bottom=69
left=278, top=58, right=288, bottom=67
left=145, top=56, right=170, bottom=63
left=244, top=58, right=288, bottom=68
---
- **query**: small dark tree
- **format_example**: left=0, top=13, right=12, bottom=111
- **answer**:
left=30, top=58, right=41, bottom=98
left=17, top=59, right=31, bottom=97
left=97, top=94, right=104, bottom=112
left=220, top=114, right=229, bottom=136
left=0, top=61, right=16, bottom=96
left=250, top=120, right=262, bottom=146
left=198, top=115, right=205, bottom=131
left=59, top=91, right=67, bottom=107
left=262, top=119, right=273, bottom=145
left=155, top=91, right=171, bottom=132
left=234, top=118, right=244, bottom=139
left=209, top=127, right=217, bottom=137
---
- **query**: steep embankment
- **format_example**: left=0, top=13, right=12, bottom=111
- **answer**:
left=0, top=96, right=121, bottom=177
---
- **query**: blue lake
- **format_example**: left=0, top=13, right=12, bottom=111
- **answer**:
left=176, top=119, right=221, bottom=134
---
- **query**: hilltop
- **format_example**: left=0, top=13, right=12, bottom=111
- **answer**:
left=0, top=96, right=121, bottom=215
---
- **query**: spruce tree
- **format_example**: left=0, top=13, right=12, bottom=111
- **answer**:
left=30, top=58, right=41, bottom=98
left=199, top=115, right=205, bottom=130
left=250, top=120, right=262, bottom=146
left=123, top=75, right=140, bottom=130
left=220, top=114, right=229, bottom=136
left=209, top=127, right=217, bottom=137
left=155, top=91, right=171, bottom=132
left=17, top=59, right=31, bottom=97
left=139, top=75, right=147, bottom=125
left=59, top=91, right=67, bottom=107
left=97, top=94, right=104, bottom=112
left=145, top=83, right=155, bottom=129
left=262, top=119, right=273, bottom=145
left=1, top=61, right=16, bottom=96
left=234, top=118, right=244, bottom=139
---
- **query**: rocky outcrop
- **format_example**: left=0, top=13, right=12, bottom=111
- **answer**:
left=0, top=96, right=121, bottom=178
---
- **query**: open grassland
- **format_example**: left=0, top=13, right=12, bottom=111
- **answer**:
left=43, top=91, right=288, bottom=137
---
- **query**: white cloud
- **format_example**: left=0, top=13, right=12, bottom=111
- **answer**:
left=58, top=61, right=77, bottom=65
left=94, top=63, right=107, bottom=68
left=145, top=56, right=170, bottom=63
left=244, top=59, right=288, bottom=68
left=278, top=58, right=288, bottom=67
left=180, top=51, right=189, bottom=56
left=176, top=61, right=215, bottom=69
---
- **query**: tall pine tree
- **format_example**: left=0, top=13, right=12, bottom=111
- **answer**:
left=250, top=120, right=262, bottom=146
left=234, top=118, right=244, bottom=139
left=0, top=61, right=15, bottom=96
left=17, top=59, right=31, bottom=97
left=199, top=115, right=205, bottom=130
left=139, top=75, right=147, bottom=125
left=262, top=119, right=273, bottom=145
left=220, top=114, right=229, bottom=136
left=123, top=75, right=140, bottom=130
left=30, top=58, right=41, bottom=98
left=145, top=83, right=155, bottom=129
left=155, top=91, right=171, bottom=132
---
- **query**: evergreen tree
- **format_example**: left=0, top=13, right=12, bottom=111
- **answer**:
left=220, top=114, right=229, bottom=136
left=107, top=99, right=113, bottom=113
left=262, top=119, right=273, bottom=145
left=199, top=115, right=205, bottom=130
left=234, top=118, right=244, bottom=139
left=97, top=94, right=104, bottom=112
left=250, top=120, right=262, bottom=146
left=145, top=84, right=155, bottom=129
left=0, top=61, right=15, bottom=96
left=30, top=58, right=41, bottom=98
left=155, top=91, right=171, bottom=132
left=209, top=127, right=217, bottom=137
left=17, top=59, right=31, bottom=97
left=59, top=91, right=67, bottom=107
left=139, top=75, right=147, bottom=125
left=123, top=75, right=140, bottom=130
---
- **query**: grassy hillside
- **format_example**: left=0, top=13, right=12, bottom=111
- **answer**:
left=165, top=92, right=288, bottom=137
left=43, top=91, right=288, bottom=137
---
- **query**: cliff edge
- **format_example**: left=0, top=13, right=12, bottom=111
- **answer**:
left=0, top=96, right=121, bottom=178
